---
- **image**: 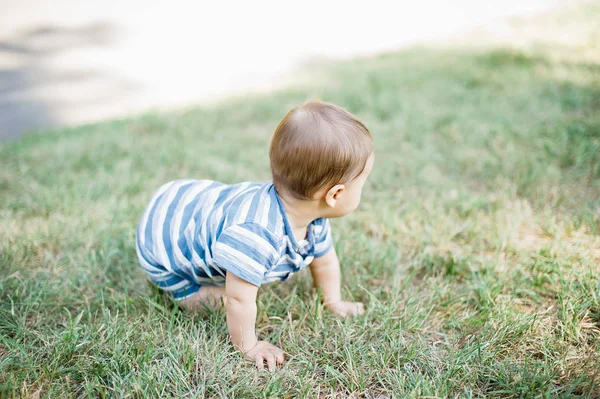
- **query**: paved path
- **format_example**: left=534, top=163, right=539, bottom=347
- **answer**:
left=0, top=0, right=563, bottom=140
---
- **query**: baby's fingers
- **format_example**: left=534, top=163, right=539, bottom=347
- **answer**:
left=355, top=303, right=365, bottom=315
left=255, top=355, right=265, bottom=370
left=275, top=350, right=285, bottom=365
left=266, top=353, right=277, bottom=372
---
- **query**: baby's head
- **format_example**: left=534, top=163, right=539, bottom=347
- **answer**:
left=270, top=101, right=374, bottom=217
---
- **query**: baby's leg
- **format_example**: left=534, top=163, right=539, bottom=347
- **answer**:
left=179, top=286, right=226, bottom=311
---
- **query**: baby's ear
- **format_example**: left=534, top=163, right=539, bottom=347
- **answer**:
left=325, top=184, right=345, bottom=208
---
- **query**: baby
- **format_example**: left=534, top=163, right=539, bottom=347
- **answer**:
left=136, top=101, right=374, bottom=371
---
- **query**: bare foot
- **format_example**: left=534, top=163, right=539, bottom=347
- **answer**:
left=179, top=286, right=226, bottom=311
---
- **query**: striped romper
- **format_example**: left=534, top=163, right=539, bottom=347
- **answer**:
left=135, top=180, right=333, bottom=300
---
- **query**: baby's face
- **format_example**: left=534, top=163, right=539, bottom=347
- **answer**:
left=331, top=153, right=375, bottom=217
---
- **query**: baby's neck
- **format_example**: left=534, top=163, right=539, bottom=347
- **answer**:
left=278, top=192, right=323, bottom=231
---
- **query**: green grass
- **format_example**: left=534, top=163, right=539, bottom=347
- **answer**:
left=2, top=3, right=600, bottom=398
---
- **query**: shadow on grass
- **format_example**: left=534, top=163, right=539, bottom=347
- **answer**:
left=0, top=23, right=136, bottom=141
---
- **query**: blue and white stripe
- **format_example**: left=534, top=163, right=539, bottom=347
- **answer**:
left=135, top=180, right=333, bottom=299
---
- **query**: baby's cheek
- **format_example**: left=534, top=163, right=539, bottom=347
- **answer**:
left=349, top=194, right=361, bottom=213
left=355, top=190, right=363, bottom=206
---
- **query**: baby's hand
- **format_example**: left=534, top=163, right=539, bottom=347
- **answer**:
left=326, top=301, right=365, bottom=318
left=244, top=341, right=285, bottom=371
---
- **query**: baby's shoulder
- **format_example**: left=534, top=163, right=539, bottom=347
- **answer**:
left=225, top=182, right=284, bottom=236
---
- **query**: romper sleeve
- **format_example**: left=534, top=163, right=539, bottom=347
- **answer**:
left=213, top=222, right=281, bottom=286
left=313, top=218, right=334, bottom=258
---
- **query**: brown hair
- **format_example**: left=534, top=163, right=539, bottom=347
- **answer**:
left=269, top=101, right=374, bottom=199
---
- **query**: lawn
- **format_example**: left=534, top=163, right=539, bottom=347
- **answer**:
left=1, top=3, right=600, bottom=398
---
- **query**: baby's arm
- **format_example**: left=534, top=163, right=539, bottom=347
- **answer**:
left=225, top=272, right=284, bottom=371
left=309, top=247, right=365, bottom=317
